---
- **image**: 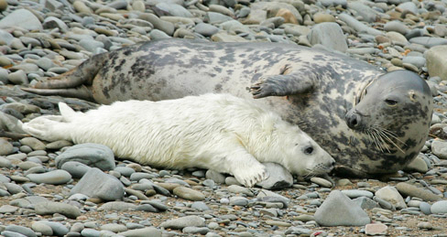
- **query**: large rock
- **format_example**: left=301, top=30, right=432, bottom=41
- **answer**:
left=338, top=13, right=382, bottom=36
left=375, top=186, right=407, bottom=209
left=308, top=22, right=348, bottom=53
left=347, top=2, right=380, bottom=23
left=256, top=162, right=293, bottom=190
left=0, top=9, right=42, bottom=31
left=55, top=143, right=115, bottom=171
left=70, top=168, right=124, bottom=201
left=314, top=190, right=370, bottom=226
left=426, top=45, right=447, bottom=80
left=396, top=182, right=442, bottom=202
left=34, top=202, right=81, bottom=219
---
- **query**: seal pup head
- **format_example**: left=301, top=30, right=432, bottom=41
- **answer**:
left=344, top=70, right=433, bottom=173
left=268, top=122, right=336, bottom=177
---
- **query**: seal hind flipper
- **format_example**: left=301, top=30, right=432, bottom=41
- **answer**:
left=58, top=102, right=83, bottom=122
left=22, top=52, right=108, bottom=101
left=22, top=86, right=94, bottom=102
left=250, top=73, right=315, bottom=99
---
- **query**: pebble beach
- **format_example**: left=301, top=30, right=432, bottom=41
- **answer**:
left=1, top=0, right=447, bottom=236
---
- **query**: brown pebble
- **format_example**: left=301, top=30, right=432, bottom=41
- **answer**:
left=365, top=223, right=388, bottom=235
left=0, top=0, right=7, bottom=11
left=396, top=182, right=442, bottom=202
left=313, top=13, right=335, bottom=23
left=276, top=8, right=298, bottom=24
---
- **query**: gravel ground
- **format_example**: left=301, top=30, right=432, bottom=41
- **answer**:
left=0, top=0, right=447, bottom=236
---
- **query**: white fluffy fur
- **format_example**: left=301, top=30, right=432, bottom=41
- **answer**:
left=22, top=94, right=334, bottom=187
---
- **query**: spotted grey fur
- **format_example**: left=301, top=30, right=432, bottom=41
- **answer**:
left=24, top=39, right=433, bottom=177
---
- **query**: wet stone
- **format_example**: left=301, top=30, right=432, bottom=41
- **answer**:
left=396, top=182, right=442, bottom=202
left=61, top=161, right=91, bottom=179
left=31, top=222, right=53, bottom=236
left=365, top=223, right=388, bottom=235
left=55, top=143, right=115, bottom=171
left=70, top=168, right=124, bottom=201
left=173, top=186, right=205, bottom=201
left=0, top=205, right=18, bottom=213
left=98, top=201, right=137, bottom=211
left=375, top=186, right=407, bottom=209
left=118, top=227, right=161, bottom=236
left=341, top=190, right=374, bottom=199
left=0, top=9, right=42, bottom=30
left=34, top=201, right=81, bottom=219
left=431, top=200, right=447, bottom=214
left=257, top=162, right=293, bottom=190
left=205, top=170, right=226, bottom=184
left=26, top=170, right=72, bottom=185
left=159, top=216, right=206, bottom=229
left=314, top=190, right=370, bottom=226
left=38, top=221, right=69, bottom=236
left=4, top=225, right=36, bottom=237
left=0, top=138, right=14, bottom=155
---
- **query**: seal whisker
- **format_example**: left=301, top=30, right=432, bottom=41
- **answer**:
left=376, top=128, right=405, bottom=154
left=367, top=128, right=386, bottom=153
left=304, top=168, right=317, bottom=178
left=375, top=129, right=391, bottom=153
left=381, top=129, right=406, bottom=145
left=366, top=130, right=379, bottom=151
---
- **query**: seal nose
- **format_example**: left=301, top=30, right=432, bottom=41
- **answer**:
left=346, top=110, right=361, bottom=129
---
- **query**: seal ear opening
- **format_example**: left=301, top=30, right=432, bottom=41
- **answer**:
left=409, top=90, right=417, bottom=102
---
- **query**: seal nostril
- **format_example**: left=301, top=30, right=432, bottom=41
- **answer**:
left=347, top=115, right=358, bottom=128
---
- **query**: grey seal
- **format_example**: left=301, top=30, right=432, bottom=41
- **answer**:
left=23, top=39, right=433, bottom=177
left=21, top=93, right=335, bottom=187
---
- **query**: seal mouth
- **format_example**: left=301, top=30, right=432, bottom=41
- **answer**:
left=304, top=162, right=335, bottom=178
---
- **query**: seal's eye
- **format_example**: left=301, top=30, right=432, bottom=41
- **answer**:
left=385, top=99, right=398, bottom=106
left=304, top=146, right=314, bottom=155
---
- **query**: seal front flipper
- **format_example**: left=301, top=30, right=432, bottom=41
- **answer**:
left=250, top=72, right=315, bottom=99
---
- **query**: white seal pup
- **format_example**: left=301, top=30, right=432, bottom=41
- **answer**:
left=22, top=94, right=335, bottom=187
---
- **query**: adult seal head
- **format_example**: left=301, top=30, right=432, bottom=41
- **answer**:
left=343, top=70, right=433, bottom=174
left=21, top=39, right=433, bottom=177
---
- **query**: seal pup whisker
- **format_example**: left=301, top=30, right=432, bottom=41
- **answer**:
left=304, top=168, right=317, bottom=179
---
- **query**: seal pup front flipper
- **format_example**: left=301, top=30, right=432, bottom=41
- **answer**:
left=22, top=52, right=109, bottom=101
left=250, top=70, right=317, bottom=99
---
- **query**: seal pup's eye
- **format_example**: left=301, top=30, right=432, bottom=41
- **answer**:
left=385, top=99, right=398, bottom=106
left=303, top=146, right=314, bottom=155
